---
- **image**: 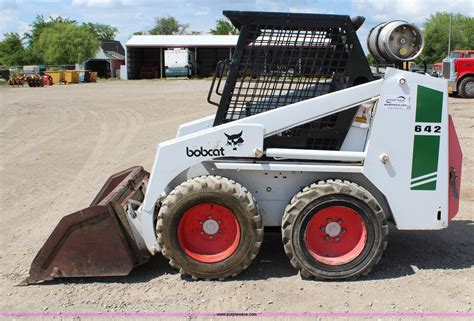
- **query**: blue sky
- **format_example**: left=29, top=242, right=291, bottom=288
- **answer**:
left=1, top=0, right=473, bottom=47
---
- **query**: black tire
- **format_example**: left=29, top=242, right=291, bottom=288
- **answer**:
left=459, top=76, right=474, bottom=98
left=282, top=179, right=388, bottom=280
left=157, top=175, right=263, bottom=280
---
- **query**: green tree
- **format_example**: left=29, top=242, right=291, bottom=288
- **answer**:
left=36, top=23, right=99, bottom=64
left=422, top=12, right=474, bottom=64
left=24, top=15, right=76, bottom=63
left=25, top=15, right=76, bottom=44
left=149, top=16, right=189, bottom=35
left=210, top=19, right=239, bottom=35
left=0, top=33, right=26, bottom=66
left=83, top=22, right=118, bottom=40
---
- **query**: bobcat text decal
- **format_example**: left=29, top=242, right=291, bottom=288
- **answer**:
left=186, top=147, right=225, bottom=157
left=185, top=131, right=244, bottom=158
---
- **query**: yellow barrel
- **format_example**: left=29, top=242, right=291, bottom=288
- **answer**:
left=89, top=72, right=97, bottom=82
left=45, top=71, right=64, bottom=84
left=64, top=70, right=79, bottom=84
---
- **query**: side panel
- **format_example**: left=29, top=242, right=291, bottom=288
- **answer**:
left=363, top=69, right=449, bottom=229
left=448, top=115, right=462, bottom=219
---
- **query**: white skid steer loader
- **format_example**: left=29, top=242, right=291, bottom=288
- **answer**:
left=23, top=11, right=463, bottom=284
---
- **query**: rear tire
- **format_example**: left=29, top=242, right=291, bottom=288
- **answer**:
left=282, top=179, right=388, bottom=280
left=459, top=77, right=474, bottom=98
left=157, top=175, right=263, bottom=280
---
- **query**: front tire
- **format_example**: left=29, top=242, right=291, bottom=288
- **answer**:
left=459, top=76, right=474, bottom=98
left=157, top=175, right=263, bottom=280
left=282, top=179, right=388, bottom=280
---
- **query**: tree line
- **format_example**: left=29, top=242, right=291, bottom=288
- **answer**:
left=0, top=15, right=237, bottom=67
left=132, top=16, right=238, bottom=36
left=0, top=15, right=119, bottom=66
left=0, top=12, right=472, bottom=68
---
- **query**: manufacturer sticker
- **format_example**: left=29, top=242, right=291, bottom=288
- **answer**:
left=225, top=131, right=244, bottom=150
left=383, top=95, right=411, bottom=110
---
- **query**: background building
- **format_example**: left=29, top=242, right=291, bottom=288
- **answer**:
left=125, top=35, right=238, bottom=79
left=85, top=40, right=125, bottom=78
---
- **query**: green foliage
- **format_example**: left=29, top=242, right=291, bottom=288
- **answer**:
left=1, top=15, right=99, bottom=66
left=0, top=33, right=26, bottom=66
left=366, top=53, right=375, bottom=65
left=422, top=12, right=474, bottom=64
left=83, top=22, right=118, bottom=40
left=149, top=16, right=189, bottom=35
left=24, top=15, right=77, bottom=64
left=35, top=23, right=99, bottom=65
left=24, top=15, right=76, bottom=44
left=210, top=19, right=239, bottom=35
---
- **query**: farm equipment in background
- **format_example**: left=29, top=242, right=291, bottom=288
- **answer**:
left=23, top=11, right=462, bottom=284
left=8, top=73, right=53, bottom=87
left=8, top=74, right=27, bottom=87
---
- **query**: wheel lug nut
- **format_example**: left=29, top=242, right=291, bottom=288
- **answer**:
left=199, top=221, right=203, bottom=225
left=335, top=237, right=340, bottom=242
left=327, top=218, right=332, bottom=223
left=200, top=231, right=204, bottom=235
left=218, top=230, right=222, bottom=234
left=320, top=226, right=325, bottom=231
left=209, top=236, right=213, bottom=240
left=324, top=235, right=330, bottom=240
left=337, top=220, right=342, bottom=224
left=342, top=228, right=346, bottom=233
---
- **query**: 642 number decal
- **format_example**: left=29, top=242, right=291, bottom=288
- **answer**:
left=415, top=125, right=441, bottom=134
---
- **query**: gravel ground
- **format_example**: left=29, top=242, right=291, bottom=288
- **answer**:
left=0, top=79, right=473, bottom=320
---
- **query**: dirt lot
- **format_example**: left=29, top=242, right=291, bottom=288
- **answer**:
left=0, top=80, right=473, bottom=319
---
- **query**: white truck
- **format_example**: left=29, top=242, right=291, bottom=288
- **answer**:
left=164, top=48, right=192, bottom=78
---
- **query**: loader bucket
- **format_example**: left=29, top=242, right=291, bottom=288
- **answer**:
left=21, top=166, right=150, bottom=285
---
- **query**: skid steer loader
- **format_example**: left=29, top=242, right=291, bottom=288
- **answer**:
left=23, top=11, right=463, bottom=284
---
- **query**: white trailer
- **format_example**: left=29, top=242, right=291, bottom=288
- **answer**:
left=164, top=48, right=191, bottom=78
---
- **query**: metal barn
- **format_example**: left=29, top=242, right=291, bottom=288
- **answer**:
left=85, top=40, right=125, bottom=78
left=125, top=35, right=238, bottom=79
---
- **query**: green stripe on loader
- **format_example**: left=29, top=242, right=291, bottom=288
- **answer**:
left=416, top=85, right=443, bottom=123
left=411, top=86, right=443, bottom=191
left=411, top=135, right=440, bottom=190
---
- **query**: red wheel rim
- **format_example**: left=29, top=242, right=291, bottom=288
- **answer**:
left=304, top=205, right=367, bottom=266
left=177, top=203, right=240, bottom=263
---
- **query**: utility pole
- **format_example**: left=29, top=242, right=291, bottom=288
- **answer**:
left=448, top=15, right=452, bottom=56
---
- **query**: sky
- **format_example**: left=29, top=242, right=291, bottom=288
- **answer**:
left=1, top=0, right=473, bottom=48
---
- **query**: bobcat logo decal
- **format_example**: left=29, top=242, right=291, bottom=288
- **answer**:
left=225, top=131, right=244, bottom=150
